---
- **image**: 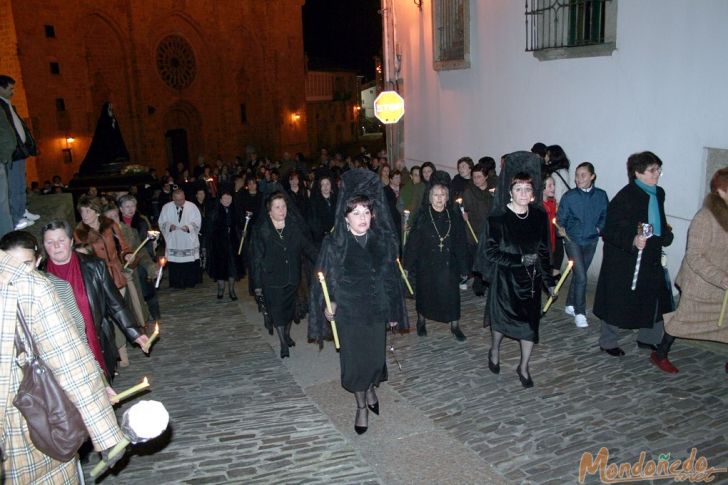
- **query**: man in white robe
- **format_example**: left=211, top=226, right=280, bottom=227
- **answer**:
left=158, top=189, right=202, bottom=288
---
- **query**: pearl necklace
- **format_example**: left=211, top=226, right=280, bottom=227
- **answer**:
left=508, top=203, right=529, bottom=220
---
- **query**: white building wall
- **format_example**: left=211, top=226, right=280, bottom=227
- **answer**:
left=361, top=86, right=378, bottom=118
left=393, top=0, right=728, bottom=279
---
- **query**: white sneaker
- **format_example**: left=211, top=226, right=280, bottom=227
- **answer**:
left=575, top=314, right=588, bottom=328
left=24, top=210, right=40, bottom=221
left=14, top=218, right=34, bottom=230
left=564, top=305, right=575, bottom=316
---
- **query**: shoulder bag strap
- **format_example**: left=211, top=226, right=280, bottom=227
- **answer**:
left=15, top=304, right=37, bottom=359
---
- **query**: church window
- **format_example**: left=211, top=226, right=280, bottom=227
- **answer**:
left=156, top=35, right=197, bottom=90
left=50, top=62, right=60, bottom=75
left=55, top=98, right=66, bottom=111
left=44, top=25, right=56, bottom=38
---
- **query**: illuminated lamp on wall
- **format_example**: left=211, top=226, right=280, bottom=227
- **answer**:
left=62, top=135, right=75, bottom=164
left=290, top=112, right=302, bottom=123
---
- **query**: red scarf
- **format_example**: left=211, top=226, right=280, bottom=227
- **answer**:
left=543, top=198, right=557, bottom=252
left=47, top=253, right=109, bottom=376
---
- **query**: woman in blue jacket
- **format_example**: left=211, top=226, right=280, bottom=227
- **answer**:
left=556, top=162, right=608, bottom=328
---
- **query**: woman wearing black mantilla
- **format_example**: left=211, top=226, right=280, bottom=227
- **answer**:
left=404, top=170, right=468, bottom=341
left=250, top=191, right=317, bottom=358
left=309, top=169, right=407, bottom=435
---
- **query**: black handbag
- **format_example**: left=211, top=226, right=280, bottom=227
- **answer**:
left=12, top=304, right=88, bottom=462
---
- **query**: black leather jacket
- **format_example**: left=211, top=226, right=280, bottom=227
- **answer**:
left=77, top=253, right=142, bottom=376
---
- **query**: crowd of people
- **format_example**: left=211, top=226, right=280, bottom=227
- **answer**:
left=2, top=127, right=728, bottom=479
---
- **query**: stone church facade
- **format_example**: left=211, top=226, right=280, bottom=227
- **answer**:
left=0, top=0, right=308, bottom=183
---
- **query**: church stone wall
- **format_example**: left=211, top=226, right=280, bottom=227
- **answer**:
left=1, top=0, right=308, bottom=184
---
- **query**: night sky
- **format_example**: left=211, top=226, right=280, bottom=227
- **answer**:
left=302, top=0, right=382, bottom=81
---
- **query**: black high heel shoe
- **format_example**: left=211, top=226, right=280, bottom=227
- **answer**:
left=355, top=406, right=368, bottom=435
left=488, top=349, right=500, bottom=374
left=229, top=290, right=238, bottom=301
left=516, top=365, right=534, bottom=388
left=285, top=335, right=296, bottom=347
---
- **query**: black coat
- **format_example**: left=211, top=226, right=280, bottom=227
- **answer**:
left=309, top=193, right=337, bottom=242
left=207, top=203, right=244, bottom=280
left=404, top=205, right=468, bottom=322
left=383, top=185, right=402, bottom=241
left=593, top=182, right=674, bottom=328
left=77, top=253, right=142, bottom=377
left=485, top=206, right=554, bottom=343
left=331, top=233, right=401, bottom=392
left=250, top=215, right=317, bottom=326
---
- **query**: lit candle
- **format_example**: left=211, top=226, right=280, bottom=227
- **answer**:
left=542, top=260, right=574, bottom=313
left=317, top=272, right=340, bottom=349
left=718, top=289, right=728, bottom=327
left=396, top=258, right=414, bottom=295
left=456, top=198, right=479, bottom=243
left=552, top=218, right=571, bottom=242
left=155, top=257, right=166, bottom=288
left=403, top=210, right=410, bottom=246
left=143, top=323, right=160, bottom=353
left=237, top=212, right=253, bottom=255
left=110, top=376, right=150, bottom=404
left=124, top=231, right=160, bottom=269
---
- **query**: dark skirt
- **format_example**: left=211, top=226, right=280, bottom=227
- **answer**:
left=265, top=284, right=297, bottom=327
left=168, top=261, right=199, bottom=289
left=338, top=309, right=388, bottom=393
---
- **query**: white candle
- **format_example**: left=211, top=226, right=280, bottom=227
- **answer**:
left=155, top=257, right=166, bottom=288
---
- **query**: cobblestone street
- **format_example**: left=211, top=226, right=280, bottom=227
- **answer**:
left=86, top=279, right=728, bottom=484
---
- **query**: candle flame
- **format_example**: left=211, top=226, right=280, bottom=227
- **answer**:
left=142, top=376, right=149, bottom=385
left=155, top=322, right=160, bottom=333
left=160, top=257, right=166, bottom=266
left=455, top=198, right=463, bottom=204
left=552, top=218, right=557, bottom=224
left=317, top=271, right=324, bottom=280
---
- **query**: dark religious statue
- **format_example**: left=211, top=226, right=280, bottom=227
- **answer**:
left=79, top=102, right=130, bottom=175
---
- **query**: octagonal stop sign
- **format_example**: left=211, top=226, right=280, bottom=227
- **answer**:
left=373, top=91, right=405, bottom=124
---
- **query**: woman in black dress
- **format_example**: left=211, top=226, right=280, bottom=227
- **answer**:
left=309, top=175, right=337, bottom=244
left=207, top=190, right=244, bottom=300
left=251, top=192, right=317, bottom=358
left=309, top=169, right=407, bottom=435
left=404, top=171, right=468, bottom=341
left=482, top=171, right=554, bottom=388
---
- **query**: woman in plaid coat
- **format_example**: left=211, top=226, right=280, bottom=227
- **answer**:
left=0, top=250, right=126, bottom=484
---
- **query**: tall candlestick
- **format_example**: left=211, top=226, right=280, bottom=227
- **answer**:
left=396, top=258, right=414, bottom=295
left=155, top=257, right=166, bottom=288
left=317, top=272, right=340, bottom=349
left=403, top=210, right=410, bottom=246
left=551, top=218, right=571, bottom=242
left=237, top=212, right=253, bottom=255
left=110, top=377, right=150, bottom=404
left=143, top=323, right=160, bottom=353
left=455, top=198, right=478, bottom=243
left=542, top=260, right=574, bottom=313
left=718, top=289, right=728, bottom=327
left=124, top=231, right=160, bottom=269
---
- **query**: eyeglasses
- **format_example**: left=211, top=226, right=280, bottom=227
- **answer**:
left=645, top=167, right=663, bottom=175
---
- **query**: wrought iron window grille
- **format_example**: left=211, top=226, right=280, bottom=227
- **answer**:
left=525, top=0, right=610, bottom=52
